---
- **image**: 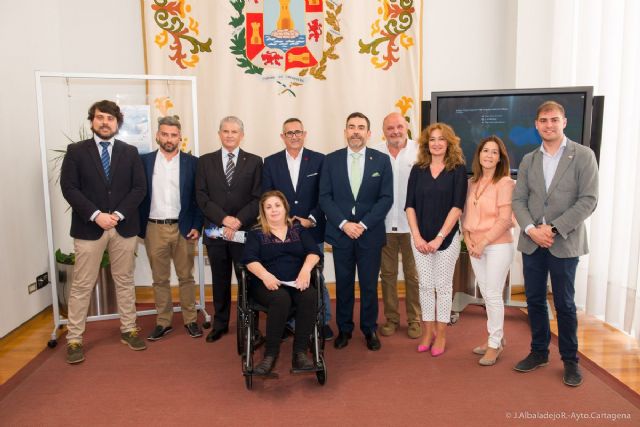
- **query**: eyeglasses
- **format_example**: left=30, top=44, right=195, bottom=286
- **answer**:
left=284, top=130, right=304, bottom=138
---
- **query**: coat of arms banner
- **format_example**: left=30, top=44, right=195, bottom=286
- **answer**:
left=142, top=0, right=422, bottom=155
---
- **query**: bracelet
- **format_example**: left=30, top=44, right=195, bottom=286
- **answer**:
left=436, top=232, right=445, bottom=239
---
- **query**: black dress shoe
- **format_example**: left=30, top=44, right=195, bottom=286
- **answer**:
left=147, top=325, right=173, bottom=341
left=185, top=322, right=203, bottom=338
left=365, top=331, right=381, bottom=351
left=253, top=355, right=277, bottom=376
left=563, top=361, right=583, bottom=387
left=205, top=327, right=229, bottom=343
left=334, top=331, right=352, bottom=349
left=292, top=352, right=314, bottom=370
left=513, top=352, right=549, bottom=372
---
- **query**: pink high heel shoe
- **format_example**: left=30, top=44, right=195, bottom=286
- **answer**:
left=417, top=344, right=431, bottom=353
left=430, top=346, right=445, bottom=357
left=417, top=332, right=437, bottom=353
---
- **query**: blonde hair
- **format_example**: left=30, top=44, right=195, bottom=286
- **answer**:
left=415, top=122, right=465, bottom=170
left=258, top=190, right=293, bottom=234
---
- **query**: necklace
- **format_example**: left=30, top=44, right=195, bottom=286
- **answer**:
left=473, top=178, right=492, bottom=206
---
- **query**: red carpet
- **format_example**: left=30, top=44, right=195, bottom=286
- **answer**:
left=1, top=303, right=638, bottom=426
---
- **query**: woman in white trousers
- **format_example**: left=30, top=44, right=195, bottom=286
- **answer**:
left=462, top=136, right=515, bottom=366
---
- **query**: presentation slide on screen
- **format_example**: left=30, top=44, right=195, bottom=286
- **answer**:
left=437, top=93, right=587, bottom=173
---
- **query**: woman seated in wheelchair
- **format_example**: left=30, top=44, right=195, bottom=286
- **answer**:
left=243, top=190, right=321, bottom=376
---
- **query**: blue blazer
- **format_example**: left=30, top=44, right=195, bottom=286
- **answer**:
left=262, top=148, right=326, bottom=243
left=319, top=147, right=393, bottom=249
left=138, top=150, right=203, bottom=239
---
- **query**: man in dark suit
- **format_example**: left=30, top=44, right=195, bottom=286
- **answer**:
left=138, top=116, right=204, bottom=341
left=262, top=118, right=333, bottom=340
left=60, top=100, right=147, bottom=364
left=319, top=112, right=393, bottom=351
left=196, top=116, right=262, bottom=342
left=512, top=101, right=598, bottom=387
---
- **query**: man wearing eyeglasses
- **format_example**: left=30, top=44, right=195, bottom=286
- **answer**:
left=262, top=118, right=333, bottom=340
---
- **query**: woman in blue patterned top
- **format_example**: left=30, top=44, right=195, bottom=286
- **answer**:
left=243, top=190, right=321, bottom=376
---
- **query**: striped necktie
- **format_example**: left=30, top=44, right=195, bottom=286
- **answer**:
left=225, top=152, right=235, bottom=185
left=99, top=141, right=110, bottom=180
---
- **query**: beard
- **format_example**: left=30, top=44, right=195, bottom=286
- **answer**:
left=92, top=125, right=117, bottom=140
left=158, top=140, right=178, bottom=153
left=348, top=135, right=365, bottom=149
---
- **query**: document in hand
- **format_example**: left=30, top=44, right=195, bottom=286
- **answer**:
left=204, top=225, right=247, bottom=243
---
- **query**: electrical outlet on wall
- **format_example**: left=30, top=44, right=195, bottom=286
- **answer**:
left=36, top=272, right=49, bottom=289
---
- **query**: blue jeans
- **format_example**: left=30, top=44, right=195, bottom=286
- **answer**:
left=522, top=248, right=579, bottom=362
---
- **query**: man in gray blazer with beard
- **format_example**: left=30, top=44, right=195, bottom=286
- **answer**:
left=512, top=101, right=598, bottom=387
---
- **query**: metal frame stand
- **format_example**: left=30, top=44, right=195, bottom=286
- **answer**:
left=35, top=71, right=210, bottom=347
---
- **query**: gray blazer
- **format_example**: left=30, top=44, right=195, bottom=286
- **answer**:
left=512, top=139, right=598, bottom=258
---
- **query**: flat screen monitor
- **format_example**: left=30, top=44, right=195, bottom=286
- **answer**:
left=430, top=87, right=593, bottom=175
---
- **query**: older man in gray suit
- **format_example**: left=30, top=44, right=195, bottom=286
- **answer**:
left=512, top=101, right=598, bottom=387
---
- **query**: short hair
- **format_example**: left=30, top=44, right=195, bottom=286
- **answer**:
left=345, top=112, right=370, bottom=130
left=157, top=115, right=181, bottom=131
left=415, top=122, right=466, bottom=171
left=219, top=116, right=244, bottom=133
left=536, top=101, right=565, bottom=119
left=470, top=135, right=511, bottom=183
left=258, top=190, right=293, bottom=234
left=88, top=100, right=123, bottom=127
left=282, top=117, right=303, bottom=132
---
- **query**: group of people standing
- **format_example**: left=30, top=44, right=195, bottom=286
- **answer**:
left=60, top=99, right=598, bottom=387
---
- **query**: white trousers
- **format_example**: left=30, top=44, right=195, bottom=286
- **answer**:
left=412, top=233, right=461, bottom=323
left=469, top=242, right=514, bottom=348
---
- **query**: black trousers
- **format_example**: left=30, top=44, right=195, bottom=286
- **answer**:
left=250, top=281, right=317, bottom=357
left=206, top=242, right=245, bottom=330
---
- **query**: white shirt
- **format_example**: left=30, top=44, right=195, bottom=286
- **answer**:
left=149, top=151, right=181, bottom=219
left=286, top=147, right=304, bottom=191
left=221, top=146, right=240, bottom=169
left=541, top=137, right=567, bottom=191
left=374, top=139, right=418, bottom=233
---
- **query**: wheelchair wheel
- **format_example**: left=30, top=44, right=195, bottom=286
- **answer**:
left=315, top=355, right=327, bottom=385
left=245, top=372, right=253, bottom=390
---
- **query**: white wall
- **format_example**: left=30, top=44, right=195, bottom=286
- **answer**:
left=0, top=0, right=145, bottom=337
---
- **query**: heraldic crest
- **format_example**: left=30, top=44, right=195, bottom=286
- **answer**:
left=230, top=0, right=343, bottom=96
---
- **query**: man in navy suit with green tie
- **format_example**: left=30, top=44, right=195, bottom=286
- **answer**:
left=319, top=112, right=393, bottom=351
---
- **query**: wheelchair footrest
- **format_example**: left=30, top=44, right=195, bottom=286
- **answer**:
left=290, top=366, right=322, bottom=375
left=247, top=371, right=279, bottom=379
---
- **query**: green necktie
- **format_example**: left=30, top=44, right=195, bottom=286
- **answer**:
left=350, top=152, right=362, bottom=198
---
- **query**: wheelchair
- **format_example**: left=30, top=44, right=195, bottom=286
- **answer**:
left=236, top=262, right=328, bottom=390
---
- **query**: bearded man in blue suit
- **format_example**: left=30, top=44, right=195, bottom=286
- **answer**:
left=319, top=112, right=393, bottom=351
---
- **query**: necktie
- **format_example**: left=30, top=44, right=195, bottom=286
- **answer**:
left=225, top=152, right=235, bottom=185
left=350, top=152, right=362, bottom=198
left=99, top=141, right=110, bottom=180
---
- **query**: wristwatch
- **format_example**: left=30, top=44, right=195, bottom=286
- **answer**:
left=550, top=224, right=558, bottom=235
left=436, top=232, right=445, bottom=239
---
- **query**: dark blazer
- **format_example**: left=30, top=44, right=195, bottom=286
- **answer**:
left=138, top=150, right=203, bottom=239
left=195, top=148, right=262, bottom=245
left=513, top=139, right=598, bottom=257
left=319, top=147, right=393, bottom=249
left=60, top=138, right=146, bottom=240
left=262, top=148, right=326, bottom=243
